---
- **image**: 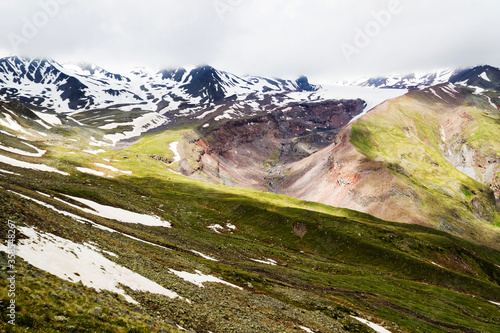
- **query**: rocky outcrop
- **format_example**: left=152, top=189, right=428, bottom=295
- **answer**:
left=441, top=140, right=500, bottom=209
left=439, top=100, right=500, bottom=208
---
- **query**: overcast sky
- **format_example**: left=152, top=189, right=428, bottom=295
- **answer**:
left=0, top=0, right=497, bottom=82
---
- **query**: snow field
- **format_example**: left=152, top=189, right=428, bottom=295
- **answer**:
left=169, top=141, right=181, bottom=163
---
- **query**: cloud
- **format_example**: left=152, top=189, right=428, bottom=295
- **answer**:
left=0, top=0, right=497, bottom=82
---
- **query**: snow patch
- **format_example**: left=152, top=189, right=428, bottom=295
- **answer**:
left=101, top=112, right=170, bottom=146
left=60, top=194, right=171, bottom=227
left=0, top=154, right=68, bottom=175
left=429, top=88, right=447, bottom=102
left=207, top=224, right=224, bottom=233
left=190, top=250, right=219, bottom=262
left=431, top=261, right=444, bottom=268
left=76, top=167, right=106, bottom=177
left=94, top=163, right=132, bottom=174
left=350, top=316, right=391, bottom=333
left=9, top=190, right=173, bottom=251
left=8, top=190, right=115, bottom=233
left=0, top=142, right=46, bottom=157
left=195, top=105, right=224, bottom=119
left=169, top=269, right=243, bottom=290
left=33, top=111, right=62, bottom=126
left=35, top=119, right=51, bottom=129
left=485, top=96, right=497, bottom=109
left=479, top=72, right=491, bottom=82
left=0, top=168, right=20, bottom=175
left=0, top=129, right=16, bottom=137
left=89, top=137, right=112, bottom=147
left=0, top=112, right=30, bottom=134
left=169, top=141, right=181, bottom=163
left=207, top=223, right=236, bottom=234
left=473, top=86, right=486, bottom=94
left=83, top=149, right=106, bottom=155
left=300, top=326, right=314, bottom=333
left=251, top=258, right=277, bottom=266
left=441, top=85, right=459, bottom=98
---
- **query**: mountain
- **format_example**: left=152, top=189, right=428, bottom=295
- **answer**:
left=348, top=68, right=460, bottom=89
left=280, top=83, right=500, bottom=246
left=0, top=56, right=322, bottom=114
left=0, top=56, right=406, bottom=147
left=348, top=65, right=500, bottom=92
left=171, top=81, right=500, bottom=248
left=0, top=58, right=499, bottom=332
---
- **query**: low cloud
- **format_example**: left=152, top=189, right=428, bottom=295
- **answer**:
left=0, top=0, right=497, bottom=81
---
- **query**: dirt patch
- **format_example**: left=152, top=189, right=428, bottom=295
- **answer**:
left=293, top=222, right=308, bottom=239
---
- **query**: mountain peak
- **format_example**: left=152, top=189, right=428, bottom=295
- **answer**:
left=449, top=65, right=500, bottom=90
left=157, top=67, right=187, bottom=82
left=181, top=65, right=228, bottom=103
left=295, top=75, right=318, bottom=92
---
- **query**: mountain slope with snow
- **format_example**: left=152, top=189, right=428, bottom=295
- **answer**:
left=347, top=65, right=500, bottom=92
left=0, top=57, right=324, bottom=115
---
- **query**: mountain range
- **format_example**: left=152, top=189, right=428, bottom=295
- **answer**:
left=346, top=65, right=500, bottom=91
left=0, top=56, right=499, bottom=332
left=0, top=56, right=318, bottom=113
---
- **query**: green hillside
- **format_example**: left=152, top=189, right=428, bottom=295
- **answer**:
left=0, top=99, right=499, bottom=332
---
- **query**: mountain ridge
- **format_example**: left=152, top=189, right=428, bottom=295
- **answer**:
left=0, top=56, right=320, bottom=114
left=346, top=65, right=500, bottom=92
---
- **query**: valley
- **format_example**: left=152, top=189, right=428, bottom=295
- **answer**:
left=0, top=57, right=499, bottom=332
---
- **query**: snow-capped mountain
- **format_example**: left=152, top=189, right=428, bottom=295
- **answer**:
left=347, top=65, right=500, bottom=90
left=448, top=65, right=500, bottom=90
left=0, top=56, right=320, bottom=114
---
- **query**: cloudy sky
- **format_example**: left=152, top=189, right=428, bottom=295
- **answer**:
left=0, top=0, right=497, bottom=82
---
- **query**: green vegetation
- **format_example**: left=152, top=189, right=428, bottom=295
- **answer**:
left=0, top=138, right=499, bottom=332
left=125, top=127, right=193, bottom=157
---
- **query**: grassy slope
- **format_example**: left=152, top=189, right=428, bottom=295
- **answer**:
left=350, top=93, right=500, bottom=247
left=0, top=127, right=498, bottom=332
left=0, top=100, right=499, bottom=332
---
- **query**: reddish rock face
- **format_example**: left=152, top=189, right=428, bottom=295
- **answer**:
left=182, top=98, right=366, bottom=191
left=200, top=99, right=365, bottom=154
